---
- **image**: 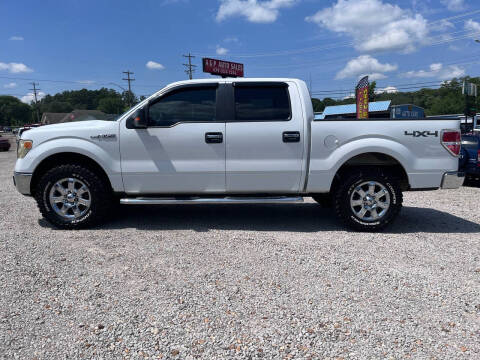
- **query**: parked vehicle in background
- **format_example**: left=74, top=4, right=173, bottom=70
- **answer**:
left=460, top=134, right=480, bottom=183
left=16, top=128, right=28, bottom=143
left=13, top=78, right=465, bottom=232
left=0, top=135, right=11, bottom=152
left=15, top=125, right=41, bottom=143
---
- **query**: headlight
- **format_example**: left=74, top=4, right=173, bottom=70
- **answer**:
left=17, top=140, right=33, bottom=159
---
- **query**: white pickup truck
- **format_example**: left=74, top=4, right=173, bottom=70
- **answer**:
left=14, top=78, right=464, bottom=231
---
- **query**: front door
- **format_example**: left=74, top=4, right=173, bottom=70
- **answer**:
left=119, top=83, right=226, bottom=194
left=225, top=82, right=305, bottom=193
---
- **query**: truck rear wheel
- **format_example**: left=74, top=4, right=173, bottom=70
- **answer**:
left=333, top=169, right=403, bottom=232
left=34, top=164, right=112, bottom=229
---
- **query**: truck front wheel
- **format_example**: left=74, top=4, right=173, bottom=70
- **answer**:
left=333, top=169, right=403, bottom=232
left=34, top=164, right=112, bottom=229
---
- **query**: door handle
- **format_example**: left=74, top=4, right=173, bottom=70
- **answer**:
left=283, top=131, right=300, bottom=143
left=205, top=132, right=223, bottom=144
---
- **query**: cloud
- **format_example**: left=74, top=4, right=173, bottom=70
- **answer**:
left=216, top=45, right=229, bottom=55
left=216, top=0, right=297, bottom=23
left=336, top=55, right=397, bottom=80
left=376, top=86, right=398, bottom=94
left=306, top=0, right=428, bottom=53
left=21, top=91, right=46, bottom=104
left=3, top=82, right=17, bottom=89
left=146, top=61, right=165, bottom=70
left=0, top=62, right=33, bottom=73
left=224, top=37, right=239, bottom=43
left=441, top=0, right=465, bottom=12
left=465, top=19, right=480, bottom=33
left=403, top=63, right=465, bottom=80
left=77, top=80, right=96, bottom=85
left=9, top=36, right=24, bottom=41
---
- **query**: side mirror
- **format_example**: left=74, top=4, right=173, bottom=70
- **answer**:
left=126, top=108, right=147, bottom=129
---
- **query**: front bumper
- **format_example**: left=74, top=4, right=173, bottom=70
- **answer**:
left=13, top=172, right=32, bottom=195
left=441, top=171, right=465, bottom=189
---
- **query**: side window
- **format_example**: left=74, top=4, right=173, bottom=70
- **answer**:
left=234, top=85, right=291, bottom=121
left=148, top=87, right=217, bottom=127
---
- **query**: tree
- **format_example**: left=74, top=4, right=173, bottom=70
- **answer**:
left=368, top=81, right=377, bottom=102
left=122, top=91, right=138, bottom=108
left=38, top=87, right=128, bottom=117
left=0, top=96, right=32, bottom=127
left=97, top=97, right=124, bottom=114
left=311, top=98, right=323, bottom=112
left=41, top=101, right=73, bottom=113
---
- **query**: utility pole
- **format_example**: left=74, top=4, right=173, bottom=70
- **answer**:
left=183, top=53, right=196, bottom=80
left=122, top=70, right=135, bottom=107
left=30, top=82, right=40, bottom=123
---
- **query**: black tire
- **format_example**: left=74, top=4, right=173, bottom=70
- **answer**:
left=312, top=194, right=332, bottom=208
left=34, top=164, right=112, bottom=229
left=333, top=168, right=403, bottom=232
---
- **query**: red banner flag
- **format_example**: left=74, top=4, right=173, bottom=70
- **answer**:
left=356, top=76, right=369, bottom=119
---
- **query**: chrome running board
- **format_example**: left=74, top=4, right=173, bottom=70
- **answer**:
left=120, top=196, right=304, bottom=205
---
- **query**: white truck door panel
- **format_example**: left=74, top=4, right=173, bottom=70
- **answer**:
left=225, top=82, right=304, bottom=193
left=119, top=84, right=226, bottom=194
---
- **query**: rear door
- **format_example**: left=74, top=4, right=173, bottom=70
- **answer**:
left=225, top=81, right=305, bottom=193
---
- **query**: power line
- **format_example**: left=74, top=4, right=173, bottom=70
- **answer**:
left=183, top=53, right=196, bottom=80
left=312, top=80, right=447, bottom=94
left=192, top=9, right=480, bottom=59
left=429, top=8, right=480, bottom=24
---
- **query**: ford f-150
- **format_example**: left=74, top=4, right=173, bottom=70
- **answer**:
left=13, top=78, right=464, bottom=231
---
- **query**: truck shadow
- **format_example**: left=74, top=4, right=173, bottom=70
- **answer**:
left=75, top=203, right=480, bottom=234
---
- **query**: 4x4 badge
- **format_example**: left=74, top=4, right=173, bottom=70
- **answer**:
left=404, top=131, right=439, bottom=137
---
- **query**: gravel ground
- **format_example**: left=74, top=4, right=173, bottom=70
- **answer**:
left=1, top=139, right=480, bottom=359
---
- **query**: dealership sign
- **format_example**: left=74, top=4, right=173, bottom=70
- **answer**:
left=202, top=58, right=244, bottom=78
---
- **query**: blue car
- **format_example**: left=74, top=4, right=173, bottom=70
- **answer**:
left=460, top=134, right=480, bottom=183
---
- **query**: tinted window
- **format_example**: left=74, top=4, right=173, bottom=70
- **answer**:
left=234, top=86, right=291, bottom=121
left=148, top=87, right=216, bottom=126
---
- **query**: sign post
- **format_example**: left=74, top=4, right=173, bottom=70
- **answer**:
left=356, top=76, right=369, bottom=119
left=202, top=58, right=244, bottom=78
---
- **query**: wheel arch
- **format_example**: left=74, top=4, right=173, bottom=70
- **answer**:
left=30, top=152, right=113, bottom=196
left=330, top=152, right=410, bottom=192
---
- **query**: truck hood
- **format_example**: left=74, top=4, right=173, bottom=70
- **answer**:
left=21, top=120, right=119, bottom=146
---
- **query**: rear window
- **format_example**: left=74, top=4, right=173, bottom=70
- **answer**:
left=234, top=85, right=291, bottom=121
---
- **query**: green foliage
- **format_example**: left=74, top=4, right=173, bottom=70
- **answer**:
left=97, top=97, right=125, bottom=114
left=311, top=98, right=323, bottom=112
left=0, top=96, right=33, bottom=126
left=122, top=91, right=138, bottom=108
left=368, top=81, right=376, bottom=102
left=312, top=76, right=480, bottom=116
left=41, top=101, right=73, bottom=113
left=38, top=88, right=131, bottom=116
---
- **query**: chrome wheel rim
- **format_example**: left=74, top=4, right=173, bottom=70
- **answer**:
left=350, top=181, right=391, bottom=222
left=49, top=178, right=91, bottom=220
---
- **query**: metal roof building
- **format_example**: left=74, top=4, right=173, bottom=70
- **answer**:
left=315, top=100, right=392, bottom=120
